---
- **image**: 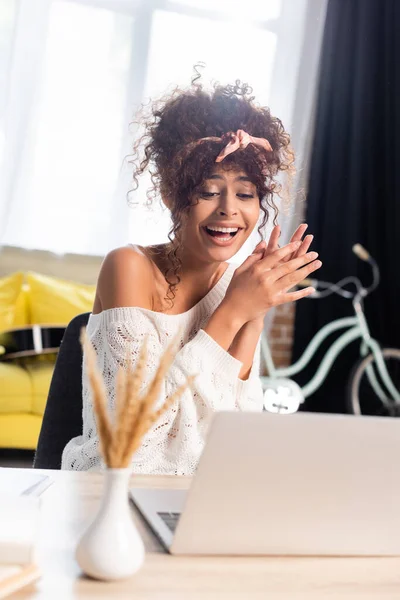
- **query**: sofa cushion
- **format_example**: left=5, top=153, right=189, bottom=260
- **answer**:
left=13, top=283, right=29, bottom=327
left=24, top=360, right=54, bottom=416
left=26, top=272, right=95, bottom=325
left=0, top=361, right=32, bottom=413
left=0, top=272, right=24, bottom=333
left=0, top=413, right=42, bottom=450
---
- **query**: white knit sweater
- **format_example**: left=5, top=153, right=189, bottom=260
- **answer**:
left=61, top=263, right=264, bottom=474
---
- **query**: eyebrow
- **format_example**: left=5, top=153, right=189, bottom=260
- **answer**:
left=206, top=174, right=253, bottom=183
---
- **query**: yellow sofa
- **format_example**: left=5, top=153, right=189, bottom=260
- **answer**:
left=0, top=272, right=95, bottom=449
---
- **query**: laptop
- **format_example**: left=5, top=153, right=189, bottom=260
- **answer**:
left=130, top=411, right=400, bottom=556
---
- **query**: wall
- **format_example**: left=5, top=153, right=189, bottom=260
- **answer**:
left=269, top=303, right=296, bottom=370
left=0, top=246, right=102, bottom=284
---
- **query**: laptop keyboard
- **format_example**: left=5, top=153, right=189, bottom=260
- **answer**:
left=157, top=512, right=181, bottom=533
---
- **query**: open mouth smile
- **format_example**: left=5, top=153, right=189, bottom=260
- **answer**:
left=202, top=225, right=243, bottom=246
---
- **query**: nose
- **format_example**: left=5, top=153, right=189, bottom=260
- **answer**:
left=217, top=192, right=238, bottom=217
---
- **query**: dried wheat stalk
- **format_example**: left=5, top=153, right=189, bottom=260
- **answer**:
left=80, top=328, right=113, bottom=466
left=120, top=338, right=149, bottom=437
left=108, top=365, right=127, bottom=467
left=120, top=374, right=197, bottom=467
left=110, top=339, right=148, bottom=466
left=81, top=328, right=195, bottom=469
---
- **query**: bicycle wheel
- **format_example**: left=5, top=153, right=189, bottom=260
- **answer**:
left=347, top=348, right=400, bottom=416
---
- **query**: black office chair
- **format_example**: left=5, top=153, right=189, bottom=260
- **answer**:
left=33, top=312, right=90, bottom=469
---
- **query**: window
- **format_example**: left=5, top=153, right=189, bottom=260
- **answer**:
left=144, top=10, right=276, bottom=103
left=2, top=0, right=319, bottom=257
left=0, top=0, right=18, bottom=169
left=2, top=1, right=134, bottom=254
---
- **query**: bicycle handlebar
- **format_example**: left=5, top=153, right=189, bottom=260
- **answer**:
left=352, top=244, right=370, bottom=262
left=298, top=243, right=380, bottom=301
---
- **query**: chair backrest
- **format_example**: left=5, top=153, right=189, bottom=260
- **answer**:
left=33, top=312, right=90, bottom=469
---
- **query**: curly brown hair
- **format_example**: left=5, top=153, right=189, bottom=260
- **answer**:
left=128, top=75, right=295, bottom=306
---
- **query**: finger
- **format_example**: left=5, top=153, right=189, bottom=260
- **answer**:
left=253, top=240, right=267, bottom=255
left=290, top=223, right=308, bottom=244
left=272, top=251, right=319, bottom=281
left=238, top=249, right=264, bottom=272
left=279, top=259, right=322, bottom=293
left=266, top=225, right=280, bottom=254
left=259, top=241, right=302, bottom=270
left=285, top=223, right=309, bottom=262
left=281, top=223, right=308, bottom=264
left=296, top=234, right=314, bottom=258
left=281, top=286, right=316, bottom=303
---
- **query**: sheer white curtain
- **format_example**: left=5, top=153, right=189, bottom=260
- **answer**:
left=0, top=0, right=326, bottom=258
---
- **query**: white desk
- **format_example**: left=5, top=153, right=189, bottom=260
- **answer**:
left=8, top=468, right=400, bottom=599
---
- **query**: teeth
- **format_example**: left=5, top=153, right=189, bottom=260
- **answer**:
left=206, top=226, right=239, bottom=233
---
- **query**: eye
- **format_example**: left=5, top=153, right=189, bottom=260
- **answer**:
left=237, top=193, right=255, bottom=199
left=199, top=191, right=219, bottom=199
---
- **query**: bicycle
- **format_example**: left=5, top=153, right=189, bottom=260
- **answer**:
left=260, top=244, right=400, bottom=416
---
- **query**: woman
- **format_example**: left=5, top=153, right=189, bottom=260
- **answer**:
left=61, top=80, right=321, bottom=474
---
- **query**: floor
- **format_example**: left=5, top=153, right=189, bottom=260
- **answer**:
left=0, top=449, right=34, bottom=468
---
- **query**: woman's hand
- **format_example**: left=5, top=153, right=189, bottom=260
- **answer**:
left=222, top=240, right=321, bottom=325
left=204, top=224, right=320, bottom=352
left=244, top=223, right=316, bottom=327
left=265, top=223, right=314, bottom=261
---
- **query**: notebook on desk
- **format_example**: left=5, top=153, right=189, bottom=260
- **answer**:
left=0, top=469, right=51, bottom=596
left=0, top=469, right=52, bottom=497
left=0, top=563, right=40, bottom=600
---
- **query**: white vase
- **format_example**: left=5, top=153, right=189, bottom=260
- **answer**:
left=75, top=468, right=145, bottom=581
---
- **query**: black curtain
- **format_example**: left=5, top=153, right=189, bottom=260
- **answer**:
left=292, top=0, right=400, bottom=413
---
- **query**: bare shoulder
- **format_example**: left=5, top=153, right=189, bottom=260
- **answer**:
left=95, top=246, right=154, bottom=312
